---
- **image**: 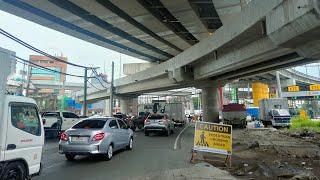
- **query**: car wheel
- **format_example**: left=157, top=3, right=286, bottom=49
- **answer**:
left=144, top=131, right=149, bottom=136
left=65, top=154, right=76, bottom=161
left=2, top=161, right=27, bottom=180
left=126, top=137, right=133, bottom=150
left=105, top=145, right=113, bottom=161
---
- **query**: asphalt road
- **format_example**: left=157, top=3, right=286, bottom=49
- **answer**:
left=34, top=124, right=194, bottom=180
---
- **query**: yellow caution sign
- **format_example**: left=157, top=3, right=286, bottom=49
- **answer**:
left=288, top=86, right=299, bottom=92
left=194, top=122, right=232, bottom=155
left=310, top=84, right=320, bottom=91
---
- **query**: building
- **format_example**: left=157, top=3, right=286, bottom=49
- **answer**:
left=1, top=47, right=18, bottom=93
left=29, top=55, right=67, bottom=94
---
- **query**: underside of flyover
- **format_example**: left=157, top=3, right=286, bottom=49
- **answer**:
left=1, top=0, right=320, bottom=122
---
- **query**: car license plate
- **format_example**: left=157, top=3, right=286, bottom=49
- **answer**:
left=71, top=136, right=88, bottom=143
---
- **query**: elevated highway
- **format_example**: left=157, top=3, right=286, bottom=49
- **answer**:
left=2, top=0, right=320, bottom=121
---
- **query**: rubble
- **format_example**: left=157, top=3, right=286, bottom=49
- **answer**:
left=290, top=172, right=319, bottom=180
left=248, top=141, right=259, bottom=149
left=223, top=129, right=320, bottom=179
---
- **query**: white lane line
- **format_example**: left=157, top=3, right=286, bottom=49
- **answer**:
left=174, top=124, right=191, bottom=150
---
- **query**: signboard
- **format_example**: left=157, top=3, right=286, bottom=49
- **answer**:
left=310, top=84, right=320, bottom=91
left=194, top=122, right=232, bottom=155
left=288, top=86, right=299, bottom=92
left=282, top=91, right=320, bottom=97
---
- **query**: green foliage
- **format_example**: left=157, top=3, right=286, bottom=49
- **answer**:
left=290, top=117, right=320, bottom=133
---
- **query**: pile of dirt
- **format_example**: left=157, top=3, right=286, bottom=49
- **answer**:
left=201, top=129, right=320, bottom=179
left=237, top=129, right=320, bottom=159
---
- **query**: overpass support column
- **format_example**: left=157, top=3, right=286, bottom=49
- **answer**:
left=105, top=99, right=111, bottom=116
left=201, top=85, right=220, bottom=123
left=119, top=97, right=130, bottom=115
left=189, top=97, right=195, bottom=115
left=131, top=97, right=138, bottom=116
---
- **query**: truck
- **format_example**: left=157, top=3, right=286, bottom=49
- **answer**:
left=259, top=98, right=291, bottom=127
left=136, top=101, right=186, bottom=128
left=222, top=103, right=247, bottom=128
left=0, top=48, right=44, bottom=179
left=164, top=103, right=186, bottom=126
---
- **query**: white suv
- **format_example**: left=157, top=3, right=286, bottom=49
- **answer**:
left=42, top=111, right=81, bottom=133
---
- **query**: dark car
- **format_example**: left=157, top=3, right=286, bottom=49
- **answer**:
left=113, top=113, right=136, bottom=131
left=133, top=112, right=150, bottom=130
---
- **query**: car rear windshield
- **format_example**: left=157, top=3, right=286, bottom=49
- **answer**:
left=148, top=115, right=164, bottom=119
left=73, top=119, right=106, bottom=129
left=43, top=112, right=59, bottom=117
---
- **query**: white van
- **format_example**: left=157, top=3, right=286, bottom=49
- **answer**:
left=0, top=95, right=44, bottom=179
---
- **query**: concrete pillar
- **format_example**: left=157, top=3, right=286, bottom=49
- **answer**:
left=201, top=86, right=220, bottom=123
left=104, top=99, right=111, bottom=116
left=119, top=97, right=130, bottom=114
left=218, top=86, right=224, bottom=110
left=131, top=97, right=138, bottom=116
left=189, top=97, right=195, bottom=114
left=276, top=71, right=282, bottom=98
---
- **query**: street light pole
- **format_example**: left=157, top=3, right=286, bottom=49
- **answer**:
left=83, top=67, right=88, bottom=116
left=109, top=61, right=114, bottom=116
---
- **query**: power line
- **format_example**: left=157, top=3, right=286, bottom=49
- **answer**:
left=91, top=69, right=108, bottom=88
left=87, top=79, right=103, bottom=91
left=0, top=28, right=89, bottom=68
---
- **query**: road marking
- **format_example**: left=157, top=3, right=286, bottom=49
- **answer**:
left=174, top=123, right=192, bottom=150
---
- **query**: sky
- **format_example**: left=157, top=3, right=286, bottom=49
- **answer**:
left=0, top=10, right=146, bottom=83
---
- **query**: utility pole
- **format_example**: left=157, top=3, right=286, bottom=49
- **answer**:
left=26, top=66, right=32, bottom=97
left=83, top=67, right=88, bottom=116
left=20, top=62, right=26, bottom=94
left=109, top=61, right=114, bottom=116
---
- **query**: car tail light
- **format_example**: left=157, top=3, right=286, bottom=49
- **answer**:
left=42, top=118, right=46, bottom=125
left=93, top=132, right=105, bottom=141
left=144, top=119, right=150, bottom=124
left=60, top=132, right=68, bottom=141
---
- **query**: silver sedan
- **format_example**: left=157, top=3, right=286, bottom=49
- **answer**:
left=59, top=117, right=133, bottom=161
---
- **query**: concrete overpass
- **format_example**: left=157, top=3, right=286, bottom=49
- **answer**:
left=2, top=0, right=320, bottom=121
left=31, top=80, right=83, bottom=91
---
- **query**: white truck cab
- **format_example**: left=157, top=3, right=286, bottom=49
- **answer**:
left=0, top=47, right=44, bottom=179
left=0, top=95, right=44, bottom=179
